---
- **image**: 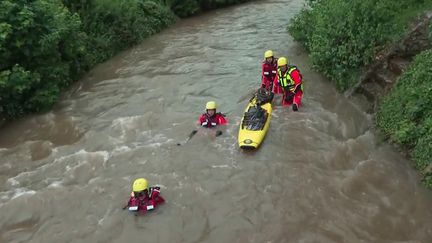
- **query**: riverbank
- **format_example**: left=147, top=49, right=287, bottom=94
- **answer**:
left=0, top=0, right=254, bottom=121
left=288, top=0, right=432, bottom=187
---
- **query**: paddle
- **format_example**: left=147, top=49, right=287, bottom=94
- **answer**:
left=177, top=129, right=223, bottom=146
left=177, top=130, right=198, bottom=146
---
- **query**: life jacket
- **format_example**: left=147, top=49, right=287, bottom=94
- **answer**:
left=199, top=113, right=227, bottom=128
left=262, top=61, right=278, bottom=79
left=278, top=66, right=303, bottom=92
left=261, top=61, right=278, bottom=90
left=127, top=187, right=165, bottom=212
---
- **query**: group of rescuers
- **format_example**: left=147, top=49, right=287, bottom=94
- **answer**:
left=124, top=51, right=303, bottom=214
left=196, top=50, right=303, bottom=129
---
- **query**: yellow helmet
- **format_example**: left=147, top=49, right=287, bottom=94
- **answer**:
left=132, top=178, right=148, bottom=192
left=206, top=101, right=217, bottom=110
left=264, top=50, right=274, bottom=58
left=277, top=57, right=288, bottom=67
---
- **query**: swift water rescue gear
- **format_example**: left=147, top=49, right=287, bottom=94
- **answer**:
left=198, top=101, right=228, bottom=127
left=125, top=178, right=165, bottom=214
left=253, top=87, right=274, bottom=106
left=276, top=59, right=303, bottom=110
left=198, top=113, right=227, bottom=128
left=264, top=50, right=274, bottom=58
left=206, top=101, right=217, bottom=110
left=132, top=178, right=148, bottom=192
left=238, top=88, right=273, bottom=149
left=277, top=57, right=288, bottom=67
left=262, top=53, right=278, bottom=91
left=278, top=66, right=303, bottom=93
left=272, top=57, right=290, bottom=94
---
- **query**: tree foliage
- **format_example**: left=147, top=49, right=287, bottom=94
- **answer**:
left=377, top=50, right=432, bottom=188
left=0, top=0, right=253, bottom=120
left=0, top=0, right=88, bottom=118
left=288, top=0, right=430, bottom=90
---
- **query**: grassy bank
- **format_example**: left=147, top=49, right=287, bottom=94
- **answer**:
left=0, top=0, right=253, bottom=120
left=376, top=50, right=432, bottom=188
left=288, top=0, right=432, bottom=187
left=288, top=0, right=432, bottom=91
left=63, top=0, right=175, bottom=65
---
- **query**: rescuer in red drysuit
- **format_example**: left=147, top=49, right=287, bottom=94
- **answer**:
left=197, top=101, right=228, bottom=128
left=124, top=178, right=165, bottom=214
left=275, top=57, right=303, bottom=111
left=261, top=50, right=278, bottom=92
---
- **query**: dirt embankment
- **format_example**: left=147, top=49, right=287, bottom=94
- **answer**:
left=349, top=12, right=432, bottom=112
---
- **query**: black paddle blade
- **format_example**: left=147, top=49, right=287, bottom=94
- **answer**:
left=216, top=130, right=223, bottom=137
left=178, top=130, right=198, bottom=146
left=187, top=130, right=198, bottom=140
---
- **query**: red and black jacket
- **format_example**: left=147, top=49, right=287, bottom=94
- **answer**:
left=198, top=113, right=227, bottom=128
left=126, top=186, right=165, bottom=213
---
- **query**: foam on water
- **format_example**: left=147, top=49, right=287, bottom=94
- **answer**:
left=4, top=149, right=111, bottom=198
left=110, top=115, right=146, bottom=140
left=7, top=177, right=20, bottom=186
left=11, top=188, right=36, bottom=200
left=211, top=165, right=231, bottom=168
left=111, top=145, right=132, bottom=155
left=47, top=181, right=63, bottom=189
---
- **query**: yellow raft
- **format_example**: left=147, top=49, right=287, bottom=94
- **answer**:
left=238, top=97, right=272, bottom=149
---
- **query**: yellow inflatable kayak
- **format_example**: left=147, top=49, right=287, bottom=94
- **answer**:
left=238, top=96, right=272, bottom=149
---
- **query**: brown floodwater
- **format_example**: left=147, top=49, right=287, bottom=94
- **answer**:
left=1, top=0, right=431, bottom=242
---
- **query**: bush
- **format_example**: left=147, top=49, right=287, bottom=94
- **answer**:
left=289, top=0, right=432, bottom=187
left=288, top=0, right=429, bottom=91
left=0, top=0, right=88, bottom=118
left=1, top=0, right=252, bottom=120
left=377, top=49, right=432, bottom=188
left=63, top=0, right=175, bottom=64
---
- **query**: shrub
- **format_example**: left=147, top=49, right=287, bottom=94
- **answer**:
left=288, top=0, right=429, bottom=90
left=377, top=49, right=432, bottom=188
left=1, top=0, right=252, bottom=119
left=63, top=0, right=175, bottom=64
left=0, top=0, right=88, bottom=118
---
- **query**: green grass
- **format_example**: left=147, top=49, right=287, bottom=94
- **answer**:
left=1, top=0, right=255, bottom=120
left=394, top=0, right=432, bottom=29
left=289, top=0, right=432, bottom=187
left=377, top=49, right=432, bottom=188
left=288, top=0, right=432, bottom=91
